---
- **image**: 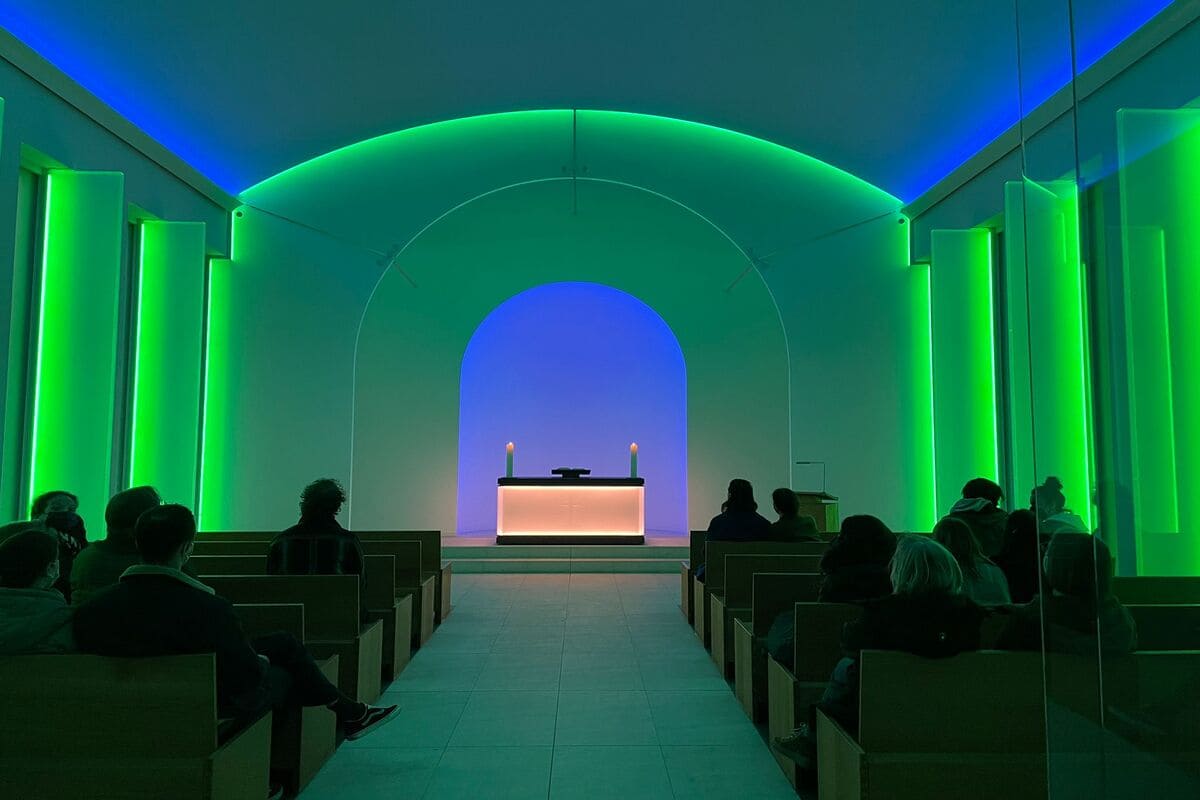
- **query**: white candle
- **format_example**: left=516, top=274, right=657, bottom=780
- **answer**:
left=506, top=442, right=514, bottom=478
left=630, top=442, right=638, bottom=478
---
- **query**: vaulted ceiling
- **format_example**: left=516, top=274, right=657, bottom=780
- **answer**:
left=0, top=0, right=1174, bottom=199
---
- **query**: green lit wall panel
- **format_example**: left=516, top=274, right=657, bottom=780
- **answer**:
left=1117, top=108, right=1200, bottom=574
left=28, top=170, right=124, bottom=531
left=198, top=257, right=235, bottom=530
left=1005, top=180, right=1095, bottom=528
left=930, top=228, right=1000, bottom=515
left=129, top=220, right=206, bottom=507
left=908, top=262, right=938, bottom=529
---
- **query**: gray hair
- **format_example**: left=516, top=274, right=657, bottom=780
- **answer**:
left=889, top=535, right=964, bottom=595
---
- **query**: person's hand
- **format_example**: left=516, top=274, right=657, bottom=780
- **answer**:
left=257, top=654, right=271, bottom=666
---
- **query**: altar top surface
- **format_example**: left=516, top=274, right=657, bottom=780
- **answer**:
left=497, top=477, right=645, bottom=487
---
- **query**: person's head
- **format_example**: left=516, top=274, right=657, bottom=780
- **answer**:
left=962, top=478, right=1003, bottom=507
left=0, top=527, right=60, bottom=589
left=300, top=479, right=347, bottom=520
left=1043, top=533, right=1113, bottom=601
left=1000, top=509, right=1039, bottom=555
left=825, top=515, right=897, bottom=567
left=890, top=535, right=964, bottom=596
left=772, top=488, right=800, bottom=518
left=30, top=490, right=77, bottom=519
left=1031, top=477, right=1067, bottom=522
left=933, top=516, right=983, bottom=579
left=722, top=479, right=757, bottom=514
left=134, top=504, right=197, bottom=568
left=105, top=486, right=161, bottom=543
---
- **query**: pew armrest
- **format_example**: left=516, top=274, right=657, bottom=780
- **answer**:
left=816, top=709, right=862, bottom=800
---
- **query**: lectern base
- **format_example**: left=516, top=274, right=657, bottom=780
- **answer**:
left=498, top=534, right=645, bottom=545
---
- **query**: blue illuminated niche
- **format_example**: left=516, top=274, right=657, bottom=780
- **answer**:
left=455, top=282, right=687, bottom=536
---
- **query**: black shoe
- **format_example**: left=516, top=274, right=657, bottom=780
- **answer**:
left=344, top=704, right=401, bottom=741
left=771, top=723, right=817, bottom=769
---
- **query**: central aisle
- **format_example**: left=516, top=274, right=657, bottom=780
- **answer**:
left=300, top=573, right=798, bottom=799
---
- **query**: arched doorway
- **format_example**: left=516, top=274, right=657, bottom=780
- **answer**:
left=456, top=282, right=687, bottom=535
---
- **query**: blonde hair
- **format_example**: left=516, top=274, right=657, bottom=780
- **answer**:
left=890, top=535, right=964, bottom=595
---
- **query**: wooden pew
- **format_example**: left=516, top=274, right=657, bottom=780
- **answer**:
left=693, top=541, right=826, bottom=648
left=1128, top=604, right=1200, bottom=650
left=362, top=540, right=436, bottom=648
left=681, top=530, right=706, bottom=623
left=767, top=602, right=860, bottom=786
left=733, top=572, right=824, bottom=722
left=0, top=654, right=272, bottom=799
left=817, top=650, right=1047, bottom=800
left=232, top=603, right=338, bottom=796
left=203, top=575, right=383, bottom=704
left=711, top=555, right=821, bottom=677
left=191, top=554, right=413, bottom=682
left=357, top=531, right=452, bottom=623
left=192, top=539, right=270, bottom=555
left=1115, top=576, right=1200, bottom=604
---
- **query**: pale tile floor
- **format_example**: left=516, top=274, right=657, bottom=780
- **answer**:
left=300, top=573, right=798, bottom=799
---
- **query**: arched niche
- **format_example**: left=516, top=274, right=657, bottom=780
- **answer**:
left=348, top=178, right=789, bottom=534
left=456, top=281, right=688, bottom=535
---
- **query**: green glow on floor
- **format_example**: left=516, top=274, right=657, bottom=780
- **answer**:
left=128, top=220, right=206, bottom=506
left=27, top=170, right=125, bottom=532
left=929, top=228, right=1000, bottom=515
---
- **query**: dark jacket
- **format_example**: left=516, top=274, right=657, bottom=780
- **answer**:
left=818, top=591, right=986, bottom=734
left=70, top=537, right=141, bottom=607
left=996, top=593, right=1137, bottom=655
left=73, top=566, right=267, bottom=714
left=268, top=518, right=367, bottom=620
left=948, top=499, right=1008, bottom=557
left=818, top=562, right=893, bottom=604
left=768, top=514, right=820, bottom=542
left=0, top=587, right=75, bottom=654
left=705, top=510, right=771, bottom=543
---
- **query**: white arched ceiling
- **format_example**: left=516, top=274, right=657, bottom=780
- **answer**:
left=201, top=111, right=924, bottom=532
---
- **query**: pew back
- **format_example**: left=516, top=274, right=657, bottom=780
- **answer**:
left=724, top=555, right=821, bottom=607
left=705, top=541, right=826, bottom=590
left=198, top=531, right=275, bottom=541
left=361, top=541, right=424, bottom=586
left=359, top=532, right=440, bottom=573
left=193, top=540, right=269, bottom=555
left=1128, top=604, right=1200, bottom=650
left=190, top=554, right=269, bottom=575
left=689, top=531, right=705, bottom=570
left=792, top=602, right=860, bottom=681
left=750, top=573, right=825, bottom=637
left=189, top=554, right=397, bottom=612
left=1114, top=576, right=1200, bottom=604
left=203, top=575, right=360, bottom=640
left=233, top=603, right=305, bottom=639
left=0, top=654, right=218, bottom=756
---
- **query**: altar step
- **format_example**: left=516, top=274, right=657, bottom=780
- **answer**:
left=444, top=544, right=688, bottom=573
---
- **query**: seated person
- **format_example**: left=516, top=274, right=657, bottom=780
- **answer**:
left=267, top=479, right=366, bottom=620
left=695, top=479, right=771, bottom=580
left=997, top=533, right=1135, bottom=655
left=1030, top=477, right=1089, bottom=534
left=773, top=535, right=985, bottom=765
left=71, top=486, right=162, bottom=606
left=0, top=490, right=88, bottom=601
left=0, top=527, right=75, bottom=654
left=767, top=516, right=898, bottom=670
left=933, top=516, right=1011, bottom=606
left=992, top=509, right=1044, bottom=603
left=767, top=488, right=820, bottom=542
left=947, top=477, right=1008, bottom=557
left=73, top=504, right=398, bottom=739
left=817, top=515, right=896, bottom=603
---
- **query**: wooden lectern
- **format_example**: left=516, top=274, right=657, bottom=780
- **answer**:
left=795, top=491, right=839, bottom=532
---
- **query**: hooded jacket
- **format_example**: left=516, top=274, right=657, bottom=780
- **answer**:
left=0, top=587, right=75, bottom=654
left=948, top=498, right=1009, bottom=557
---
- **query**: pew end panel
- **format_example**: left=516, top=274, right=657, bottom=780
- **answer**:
left=439, top=560, right=453, bottom=622
left=680, top=561, right=693, bottom=622
left=733, top=617, right=756, bottom=718
left=766, top=655, right=801, bottom=789
left=815, top=709, right=863, bottom=800
left=309, top=618, right=385, bottom=705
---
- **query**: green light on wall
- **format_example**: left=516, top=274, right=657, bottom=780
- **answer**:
left=198, top=257, right=234, bottom=530
left=1118, top=108, right=1200, bottom=574
left=929, top=228, right=1000, bottom=515
left=129, top=220, right=206, bottom=506
left=1005, top=180, right=1095, bottom=529
left=909, top=262, right=938, bottom=528
left=28, top=170, right=125, bottom=531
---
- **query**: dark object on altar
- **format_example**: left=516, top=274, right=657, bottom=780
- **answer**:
left=551, top=468, right=591, bottom=479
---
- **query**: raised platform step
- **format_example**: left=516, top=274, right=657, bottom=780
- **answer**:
left=444, top=543, right=688, bottom=573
